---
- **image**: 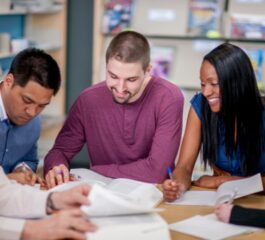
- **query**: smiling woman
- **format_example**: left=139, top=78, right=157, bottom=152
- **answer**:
left=163, top=43, right=265, bottom=202
left=200, top=60, right=220, bottom=113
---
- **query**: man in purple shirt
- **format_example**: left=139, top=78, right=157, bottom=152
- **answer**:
left=44, top=31, right=184, bottom=188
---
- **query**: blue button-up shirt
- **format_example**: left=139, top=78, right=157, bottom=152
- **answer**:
left=0, top=93, right=40, bottom=173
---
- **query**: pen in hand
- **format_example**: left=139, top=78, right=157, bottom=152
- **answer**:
left=167, top=167, right=174, bottom=180
left=167, top=166, right=184, bottom=199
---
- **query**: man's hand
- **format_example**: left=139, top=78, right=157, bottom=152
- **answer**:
left=8, top=167, right=44, bottom=186
left=21, top=208, right=97, bottom=240
left=193, top=175, right=243, bottom=189
left=45, top=164, right=70, bottom=189
left=162, top=179, right=185, bottom=202
left=48, top=184, right=91, bottom=212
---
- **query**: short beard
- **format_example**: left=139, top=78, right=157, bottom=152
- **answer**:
left=111, top=88, right=131, bottom=104
left=112, top=96, right=130, bottom=104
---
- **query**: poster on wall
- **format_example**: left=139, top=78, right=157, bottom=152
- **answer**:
left=230, top=14, right=265, bottom=39
left=102, top=0, right=134, bottom=33
left=187, top=0, right=223, bottom=36
left=244, top=48, right=264, bottom=89
left=150, top=46, right=175, bottom=80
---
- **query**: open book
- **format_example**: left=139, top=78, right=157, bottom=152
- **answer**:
left=168, top=173, right=263, bottom=206
left=81, top=184, right=162, bottom=217
left=49, top=168, right=163, bottom=211
left=169, top=213, right=261, bottom=240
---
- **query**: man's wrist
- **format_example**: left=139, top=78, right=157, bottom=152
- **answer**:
left=14, top=162, right=32, bottom=173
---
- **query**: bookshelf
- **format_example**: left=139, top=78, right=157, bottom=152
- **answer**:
left=93, top=0, right=265, bottom=91
left=0, top=0, right=67, bottom=117
left=0, top=0, right=68, bottom=161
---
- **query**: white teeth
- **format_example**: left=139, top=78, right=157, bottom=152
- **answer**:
left=208, top=98, right=219, bottom=104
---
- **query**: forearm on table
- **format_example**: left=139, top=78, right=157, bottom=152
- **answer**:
left=0, top=183, right=48, bottom=218
left=230, top=205, right=265, bottom=228
left=194, top=175, right=243, bottom=189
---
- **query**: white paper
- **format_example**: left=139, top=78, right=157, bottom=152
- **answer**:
left=72, top=169, right=162, bottom=207
left=70, top=168, right=113, bottom=185
left=168, top=174, right=263, bottom=206
left=87, top=213, right=170, bottom=240
left=81, top=184, right=162, bottom=217
left=168, top=190, right=217, bottom=206
left=48, top=180, right=92, bottom=193
left=169, top=214, right=260, bottom=240
left=107, top=178, right=162, bottom=208
left=49, top=169, right=163, bottom=214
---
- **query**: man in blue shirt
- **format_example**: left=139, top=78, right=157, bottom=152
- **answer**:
left=0, top=48, right=61, bottom=185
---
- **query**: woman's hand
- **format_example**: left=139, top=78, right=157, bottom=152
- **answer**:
left=162, top=179, right=186, bottom=202
left=215, top=203, right=234, bottom=223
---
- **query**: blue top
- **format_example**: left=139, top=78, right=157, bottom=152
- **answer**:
left=191, top=93, right=265, bottom=176
left=0, top=98, right=40, bottom=173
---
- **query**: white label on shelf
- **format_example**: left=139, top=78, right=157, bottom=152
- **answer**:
left=148, top=9, right=176, bottom=22
left=192, top=41, right=221, bottom=53
left=236, top=0, right=265, bottom=3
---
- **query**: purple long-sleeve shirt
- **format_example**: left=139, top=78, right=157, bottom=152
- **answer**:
left=44, top=77, right=184, bottom=183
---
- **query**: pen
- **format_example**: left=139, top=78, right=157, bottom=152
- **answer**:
left=167, top=167, right=174, bottom=180
left=70, top=173, right=82, bottom=181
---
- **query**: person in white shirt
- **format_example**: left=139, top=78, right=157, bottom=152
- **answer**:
left=0, top=167, right=96, bottom=240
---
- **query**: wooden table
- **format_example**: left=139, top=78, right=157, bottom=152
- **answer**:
left=158, top=188, right=265, bottom=240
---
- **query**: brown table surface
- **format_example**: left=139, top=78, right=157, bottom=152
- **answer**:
left=158, top=187, right=265, bottom=240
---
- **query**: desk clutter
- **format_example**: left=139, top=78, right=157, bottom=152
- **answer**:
left=48, top=168, right=170, bottom=240
left=44, top=169, right=265, bottom=240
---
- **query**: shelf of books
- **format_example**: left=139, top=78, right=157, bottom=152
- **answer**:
left=0, top=0, right=67, bottom=117
left=94, top=0, right=265, bottom=91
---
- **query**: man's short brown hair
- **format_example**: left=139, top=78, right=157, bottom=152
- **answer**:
left=106, top=31, right=150, bottom=70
